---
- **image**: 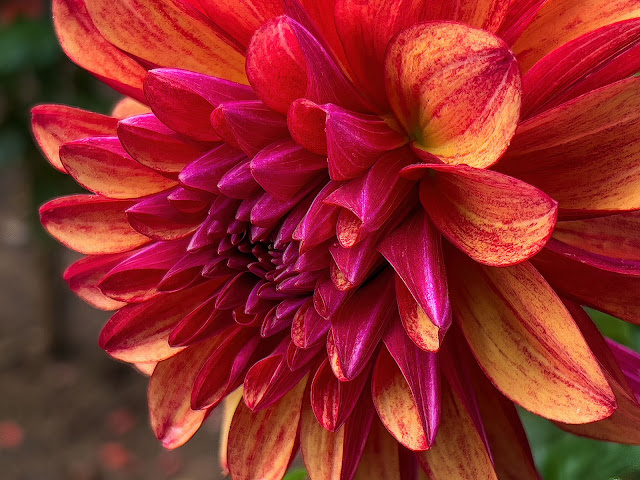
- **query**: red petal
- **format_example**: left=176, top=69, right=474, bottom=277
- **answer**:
left=513, top=0, right=640, bottom=72
left=197, top=0, right=284, bottom=46
left=246, top=16, right=308, bottom=114
left=522, top=19, right=640, bottom=119
left=99, top=280, right=221, bottom=362
left=64, top=253, right=130, bottom=310
left=330, top=269, right=396, bottom=380
left=379, top=210, right=450, bottom=344
left=287, top=99, right=328, bottom=155
left=144, top=68, right=256, bottom=142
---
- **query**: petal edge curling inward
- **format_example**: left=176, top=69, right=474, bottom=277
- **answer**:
left=385, top=22, right=521, bottom=169
left=84, top=0, right=248, bottom=84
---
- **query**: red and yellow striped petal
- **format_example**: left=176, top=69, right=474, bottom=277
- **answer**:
left=500, top=77, right=640, bottom=215
left=111, top=97, right=151, bottom=119
left=40, top=195, right=149, bottom=254
left=417, top=379, right=497, bottom=480
left=227, top=375, right=307, bottom=480
left=404, top=164, right=557, bottom=266
left=385, top=22, right=521, bottom=168
left=513, top=0, right=640, bottom=72
left=31, top=104, right=117, bottom=172
left=59, top=137, right=176, bottom=198
left=84, top=0, right=247, bottom=84
left=53, top=0, right=146, bottom=101
left=149, top=338, right=223, bottom=449
left=448, top=251, right=616, bottom=424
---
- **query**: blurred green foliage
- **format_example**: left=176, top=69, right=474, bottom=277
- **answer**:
left=4, top=9, right=640, bottom=480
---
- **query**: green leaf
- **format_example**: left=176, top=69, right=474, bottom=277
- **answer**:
left=283, top=468, right=308, bottom=480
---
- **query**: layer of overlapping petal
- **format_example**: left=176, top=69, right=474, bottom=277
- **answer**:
left=34, top=0, right=640, bottom=478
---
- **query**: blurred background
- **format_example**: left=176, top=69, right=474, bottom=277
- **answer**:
left=1, top=2, right=640, bottom=479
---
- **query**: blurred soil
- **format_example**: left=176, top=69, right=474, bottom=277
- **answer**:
left=0, top=164, right=225, bottom=480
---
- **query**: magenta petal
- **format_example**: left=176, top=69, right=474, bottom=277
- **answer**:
left=325, top=105, right=407, bottom=181
left=217, top=159, right=262, bottom=199
left=167, top=187, right=211, bottom=214
left=311, top=358, right=371, bottom=431
left=293, top=181, right=342, bottom=252
left=169, top=303, right=235, bottom=347
left=191, top=327, right=261, bottom=409
left=144, top=68, right=257, bottom=142
left=330, top=233, right=383, bottom=290
left=99, top=239, right=190, bottom=302
left=251, top=176, right=324, bottom=228
left=117, top=113, right=210, bottom=174
left=215, top=272, right=257, bottom=310
left=383, top=319, right=441, bottom=447
left=286, top=341, right=324, bottom=371
left=243, top=338, right=312, bottom=411
left=330, top=268, right=396, bottom=380
left=158, top=247, right=216, bottom=292
left=211, top=100, right=289, bottom=157
left=314, top=274, right=352, bottom=319
left=379, top=210, right=451, bottom=334
left=126, top=190, right=205, bottom=241
left=291, top=298, right=330, bottom=348
left=325, top=148, right=415, bottom=247
left=250, top=140, right=327, bottom=200
left=179, top=144, right=247, bottom=195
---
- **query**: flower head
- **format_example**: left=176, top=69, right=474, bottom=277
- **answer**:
left=34, top=0, right=640, bottom=478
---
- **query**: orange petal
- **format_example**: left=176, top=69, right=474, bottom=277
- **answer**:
left=84, top=0, right=247, bottom=84
left=555, top=302, right=640, bottom=444
left=513, top=0, right=640, bottom=72
left=111, top=97, right=151, bottom=119
left=300, top=397, right=374, bottom=480
left=417, top=379, right=497, bottom=480
left=395, top=277, right=444, bottom=352
left=52, top=0, right=146, bottom=101
left=499, top=77, right=640, bottom=215
left=371, top=347, right=429, bottom=451
left=149, top=338, right=223, bottom=449
left=31, top=104, right=117, bottom=172
left=219, top=387, right=243, bottom=475
left=404, top=164, right=557, bottom=267
left=59, top=137, right=176, bottom=199
left=40, top=195, right=149, bottom=254
left=448, top=250, right=616, bottom=424
left=533, top=246, right=640, bottom=325
left=227, top=375, right=307, bottom=480
left=385, top=22, right=521, bottom=168
left=353, top=417, right=406, bottom=480
left=553, top=212, right=640, bottom=264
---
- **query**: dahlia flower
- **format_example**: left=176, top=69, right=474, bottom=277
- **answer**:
left=33, top=0, right=640, bottom=478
